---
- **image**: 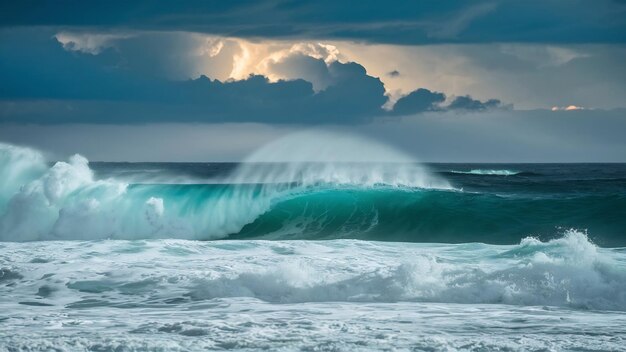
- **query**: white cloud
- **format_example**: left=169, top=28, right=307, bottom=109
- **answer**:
left=55, top=32, right=133, bottom=54
left=331, top=42, right=626, bottom=109
left=551, top=105, right=585, bottom=111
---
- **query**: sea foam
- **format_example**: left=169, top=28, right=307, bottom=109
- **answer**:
left=449, top=169, right=520, bottom=176
left=1, top=230, right=624, bottom=310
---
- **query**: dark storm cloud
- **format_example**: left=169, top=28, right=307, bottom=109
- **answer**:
left=267, top=54, right=334, bottom=90
left=391, top=89, right=446, bottom=115
left=389, top=90, right=506, bottom=115
left=0, top=28, right=507, bottom=124
left=0, top=74, right=388, bottom=124
left=448, top=96, right=502, bottom=111
left=1, top=0, right=625, bottom=44
left=0, top=29, right=392, bottom=124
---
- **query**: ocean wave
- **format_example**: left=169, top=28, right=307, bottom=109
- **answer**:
left=230, top=186, right=626, bottom=245
left=0, top=142, right=452, bottom=242
left=189, top=231, right=626, bottom=310
left=2, top=230, right=625, bottom=311
left=1, top=143, right=625, bottom=244
left=447, top=169, right=522, bottom=176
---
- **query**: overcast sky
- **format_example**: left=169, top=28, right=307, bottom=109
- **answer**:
left=1, top=1, right=625, bottom=162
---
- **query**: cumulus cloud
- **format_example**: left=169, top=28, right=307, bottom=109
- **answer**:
left=330, top=42, right=626, bottom=110
left=53, top=32, right=347, bottom=87
left=390, top=90, right=504, bottom=115
left=266, top=54, right=333, bottom=91
left=551, top=105, right=585, bottom=111
left=448, top=96, right=503, bottom=111
left=55, top=32, right=132, bottom=54
left=0, top=70, right=388, bottom=124
left=55, top=31, right=623, bottom=111
left=255, top=43, right=342, bottom=90
left=55, top=31, right=242, bottom=81
left=391, top=89, right=446, bottom=115
left=0, top=28, right=505, bottom=124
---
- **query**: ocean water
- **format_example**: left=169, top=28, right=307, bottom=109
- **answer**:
left=1, top=141, right=626, bottom=351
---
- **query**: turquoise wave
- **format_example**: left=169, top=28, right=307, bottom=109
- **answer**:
left=221, top=185, right=626, bottom=245
left=1, top=142, right=625, bottom=245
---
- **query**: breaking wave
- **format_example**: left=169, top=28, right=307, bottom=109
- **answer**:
left=2, top=230, right=625, bottom=311
left=1, top=136, right=625, bottom=244
left=0, top=134, right=452, bottom=241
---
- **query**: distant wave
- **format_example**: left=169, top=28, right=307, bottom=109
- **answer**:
left=447, top=169, right=521, bottom=176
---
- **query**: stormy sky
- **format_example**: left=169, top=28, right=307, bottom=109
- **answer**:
left=1, top=0, right=625, bottom=161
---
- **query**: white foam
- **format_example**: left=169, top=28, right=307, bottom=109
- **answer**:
left=1, top=230, right=624, bottom=310
left=450, top=169, right=520, bottom=176
left=0, top=142, right=47, bottom=209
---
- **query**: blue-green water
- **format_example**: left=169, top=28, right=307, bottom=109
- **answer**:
left=81, top=162, right=626, bottom=246
left=1, top=143, right=625, bottom=351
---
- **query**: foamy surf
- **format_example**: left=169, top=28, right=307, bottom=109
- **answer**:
left=449, top=169, right=520, bottom=176
left=1, top=230, right=625, bottom=351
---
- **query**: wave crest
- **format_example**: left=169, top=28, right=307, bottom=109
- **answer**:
left=3, top=230, right=624, bottom=311
left=181, top=231, right=626, bottom=310
left=0, top=134, right=450, bottom=241
left=449, top=169, right=520, bottom=176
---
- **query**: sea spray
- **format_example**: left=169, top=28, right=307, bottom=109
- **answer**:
left=449, top=169, right=520, bottom=176
left=0, top=143, right=47, bottom=209
left=0, top=132, right=449, bottom=241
